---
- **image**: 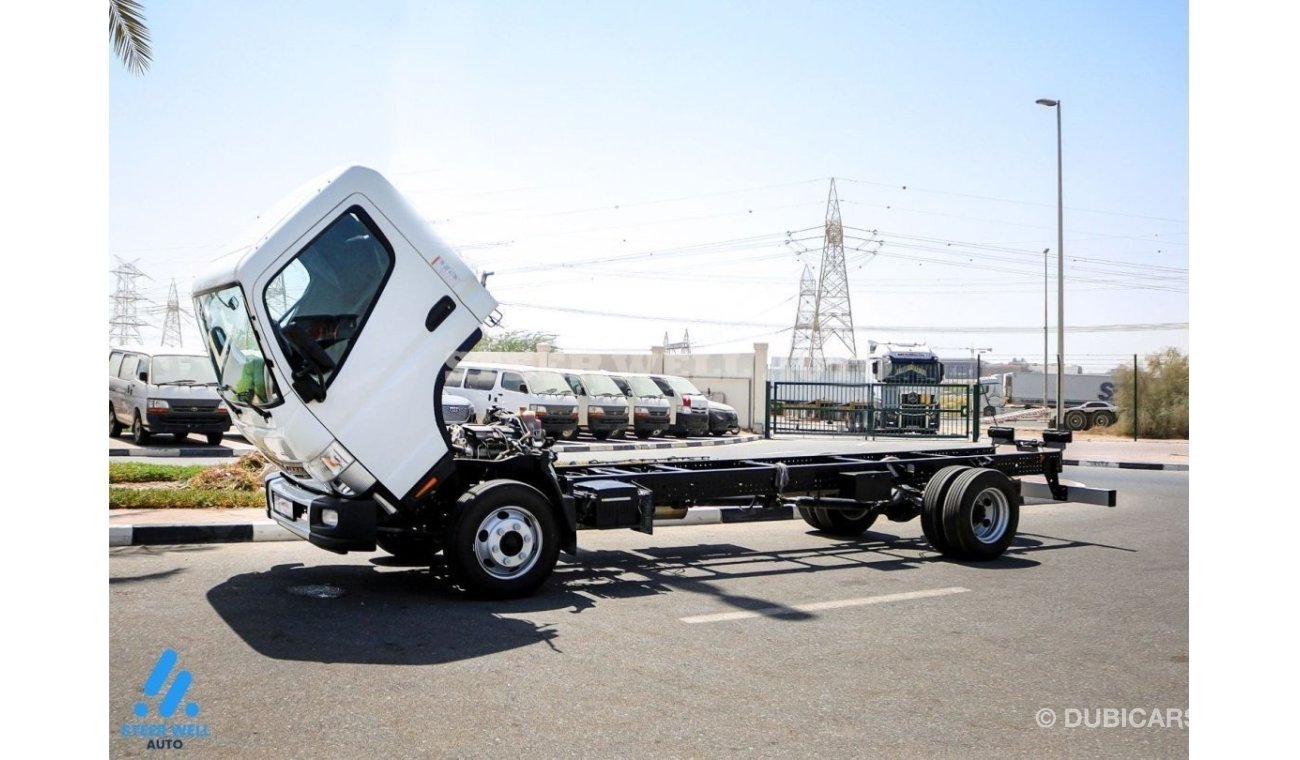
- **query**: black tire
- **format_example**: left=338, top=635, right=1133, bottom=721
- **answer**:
left=797, top=505, right=830, bottom=530
left=674, top=430, right=688, bottom=439
left=921, top=465, right=970, bottom=554
left=174, top=432, right=190, bottom=442
left=558, top=428, right=577, bottom=441
left=940, top=468, right=1020, bottom=561
left=109, top=405, right=123, bottom=437
left=377, top=532, right=439, bottom=564
left=1065, top=410, right=1088, bottom=431
left=206, top=432, right=224, bottom=445
left=593, top=430, right=611, bottom=441
left=710, top=430, right=724, bottom=437
left=813, top=508, right=879, bottom=536
left=983, top=405, right=996, bottom=417
left=1092, top=410, right=1115, bottom=428
left=131, top=413, right=151, bottom=445
left=635, top=430, right=651, bottom=440
left=442, top=480, right=560, bottom=599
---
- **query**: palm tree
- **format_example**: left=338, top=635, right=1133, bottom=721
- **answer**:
left=109, top=0, right=151, bottom=75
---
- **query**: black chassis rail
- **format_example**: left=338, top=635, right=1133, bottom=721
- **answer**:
left=556, top=445, right=1100, bottom=516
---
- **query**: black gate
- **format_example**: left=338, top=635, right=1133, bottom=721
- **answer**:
left=765, top=381, right=976, bottom=440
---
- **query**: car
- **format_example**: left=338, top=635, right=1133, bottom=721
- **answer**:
left=1063, top=401, right=1119, bottom=431
left=109, top=345, right=233, bottom=445
left=440, top=391, right=474, bottom=426
left=707, top=400, right=741, bottom=436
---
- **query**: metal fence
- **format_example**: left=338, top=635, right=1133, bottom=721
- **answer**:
left=765, top=381, right=977, bottom=440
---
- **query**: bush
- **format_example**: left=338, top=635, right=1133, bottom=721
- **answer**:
left=1111, top=347, right=1189, bottom=439
left=183, top=452, right=273, bottom=492
left=109, top=487, right=266, bottom=509
left=109, top=462, right=207, bottom=483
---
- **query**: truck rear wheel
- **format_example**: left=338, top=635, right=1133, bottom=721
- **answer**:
left=797, top=506, right=830, bottom=531
left=940, top=468, right=1019, bottom=561
left=1092, top=410, right=1115, bottom=428
left=1065, top=410, right=1089, bottom=431
left=921, top=465, right=969, bottom=554
left=442, top=480, right=560, bottom=598
left=814, top=508, right=878, bottom=536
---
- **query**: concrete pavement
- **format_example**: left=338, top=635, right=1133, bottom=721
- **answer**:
left=109, top=434, right=1187, bottom=546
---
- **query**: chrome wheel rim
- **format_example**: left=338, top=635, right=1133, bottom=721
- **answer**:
left=473, top=507, right=541, bottom=579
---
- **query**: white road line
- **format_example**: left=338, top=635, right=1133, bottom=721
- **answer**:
left=680, top=586, right=971, bottom=624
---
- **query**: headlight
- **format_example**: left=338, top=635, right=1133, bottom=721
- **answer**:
left=529, top=404, right=548, bottom=415
left=318, top=441, right=355, bottom=478
left=147, top=398, right=170, bottom=412
left=589, top=406, right=605, bottom=415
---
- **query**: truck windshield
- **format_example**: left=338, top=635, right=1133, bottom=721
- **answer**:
left=195, top=285, right=282, bottom=408
left=580, top=373, right=622, bottom=396
left=882, top=361, right=942, bottom=384
left=524, top=370, right=574, bottom=396
left=151, top=355, right=218, bottom=386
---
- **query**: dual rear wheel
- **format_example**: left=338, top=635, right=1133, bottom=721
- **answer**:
left=921, top=466, right=1019, bottom=560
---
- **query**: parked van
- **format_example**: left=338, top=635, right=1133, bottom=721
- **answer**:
left=445, top=362, right=580, bottom=439
left=560, top=370, right=630, bottom=440
left=607, top=372, right=672, bottom=439
left=109, top=346, right=232, bottom=445
left=647, top=373, right=710, bottom=437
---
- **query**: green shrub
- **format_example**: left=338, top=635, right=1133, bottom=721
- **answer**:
left=1111, top=347, right=1189, bottom=439
left=108, top=487, right=266, bottom=509
left=109, top=462, right=207, bottom=483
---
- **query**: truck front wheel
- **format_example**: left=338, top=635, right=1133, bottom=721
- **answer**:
left=443, top=481, right=560, bottom=598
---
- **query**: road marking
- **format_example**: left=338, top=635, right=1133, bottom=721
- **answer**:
left=680, top=586, right=971, bottom=624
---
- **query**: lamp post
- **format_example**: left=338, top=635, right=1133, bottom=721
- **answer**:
left=1042, top=247, right=1049, bottom=413
left=1036, top=98, right=1065, bottom=428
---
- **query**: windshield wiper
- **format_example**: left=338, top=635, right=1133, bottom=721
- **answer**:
left=155, top=380, right=199, bottom=386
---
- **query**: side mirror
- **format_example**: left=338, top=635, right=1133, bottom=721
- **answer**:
left=138, top=370, right=148, bottom=382
left=519, top=383, right=529, bottom=394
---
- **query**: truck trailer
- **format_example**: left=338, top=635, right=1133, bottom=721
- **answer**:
left=191, top=166, right=1116, bottom=598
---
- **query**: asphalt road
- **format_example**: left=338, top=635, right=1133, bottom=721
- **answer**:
left=110, top=468, right=1186, bottom=758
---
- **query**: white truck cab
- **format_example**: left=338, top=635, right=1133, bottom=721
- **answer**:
left=191, top=165, right=496, bottom=511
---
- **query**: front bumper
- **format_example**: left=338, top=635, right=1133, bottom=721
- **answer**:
left=266, top=474, right=377, bottom=553
left=585, top=414, right=629, bottom=434
left=668, top=409, right=709, bottom=435
left=709, top=410, right=739, bottom=434
left=145, top=411, right=231, bottom=434
left=633, top=408, right=671, bottom=435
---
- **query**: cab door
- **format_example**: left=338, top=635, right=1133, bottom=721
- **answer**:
left=254, top=197, right=488, bottom=498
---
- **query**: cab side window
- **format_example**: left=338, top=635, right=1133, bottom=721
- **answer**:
left=119, top=354, right=140, bottom=381
left=109, top=352, right=124, bottom=377
left=445, top=367, right=466, bottom=388
left=465, top=369, right=498, bottom=391
left=501, top=372, right=527, bottom=393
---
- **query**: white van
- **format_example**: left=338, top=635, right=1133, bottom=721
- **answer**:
left=560, top=370, right=631, bottom=440
left=445, top=362, right=580, bottom=439
left=607, top=372, right=672, bottom=439
left=109, top=346, right=232, bottom=445
left=647, top=373, right=710, bottom=437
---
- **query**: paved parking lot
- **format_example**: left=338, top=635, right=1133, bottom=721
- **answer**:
left=110, top=468, right=1187, bottom=757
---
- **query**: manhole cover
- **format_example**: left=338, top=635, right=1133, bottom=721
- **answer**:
left=287, top=584, right=345, bottom=599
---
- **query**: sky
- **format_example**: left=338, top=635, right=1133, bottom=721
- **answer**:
left=107, top=0, right=1189, bottom=372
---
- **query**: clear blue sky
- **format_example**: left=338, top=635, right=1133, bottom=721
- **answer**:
left=109, top=0, right=1188, bottom=369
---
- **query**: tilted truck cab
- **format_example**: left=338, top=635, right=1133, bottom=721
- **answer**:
left=194, top=166, right=1116, bottom=599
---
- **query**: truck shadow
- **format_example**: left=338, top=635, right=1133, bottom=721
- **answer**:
left=207, top=530, right=1129, bottom=666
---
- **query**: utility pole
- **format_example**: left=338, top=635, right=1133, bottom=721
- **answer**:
left=812, top=178, right=856, bottom=358
left=109, top=257, right=149, bottom=345
left=161, top=279, right=184, bottom=347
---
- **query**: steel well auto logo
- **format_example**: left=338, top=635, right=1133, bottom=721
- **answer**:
left=119, top=648, right=212, bottom=749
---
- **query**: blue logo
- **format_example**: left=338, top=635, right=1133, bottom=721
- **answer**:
left=135, top=649, right=200, bottom=719
left=120, top=648, right=211, bottom=748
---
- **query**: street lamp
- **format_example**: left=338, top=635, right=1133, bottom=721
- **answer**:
left=1037, top=97, right=1065, bottom=428
left=1042, top=248, right=1049, bottom=414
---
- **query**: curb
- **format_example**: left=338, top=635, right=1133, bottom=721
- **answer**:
left=1062, top=459, right=1188, bottom=472
left=111, top=506, right=797, bottom=547
left=110, top=446, right=240, bottom=458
